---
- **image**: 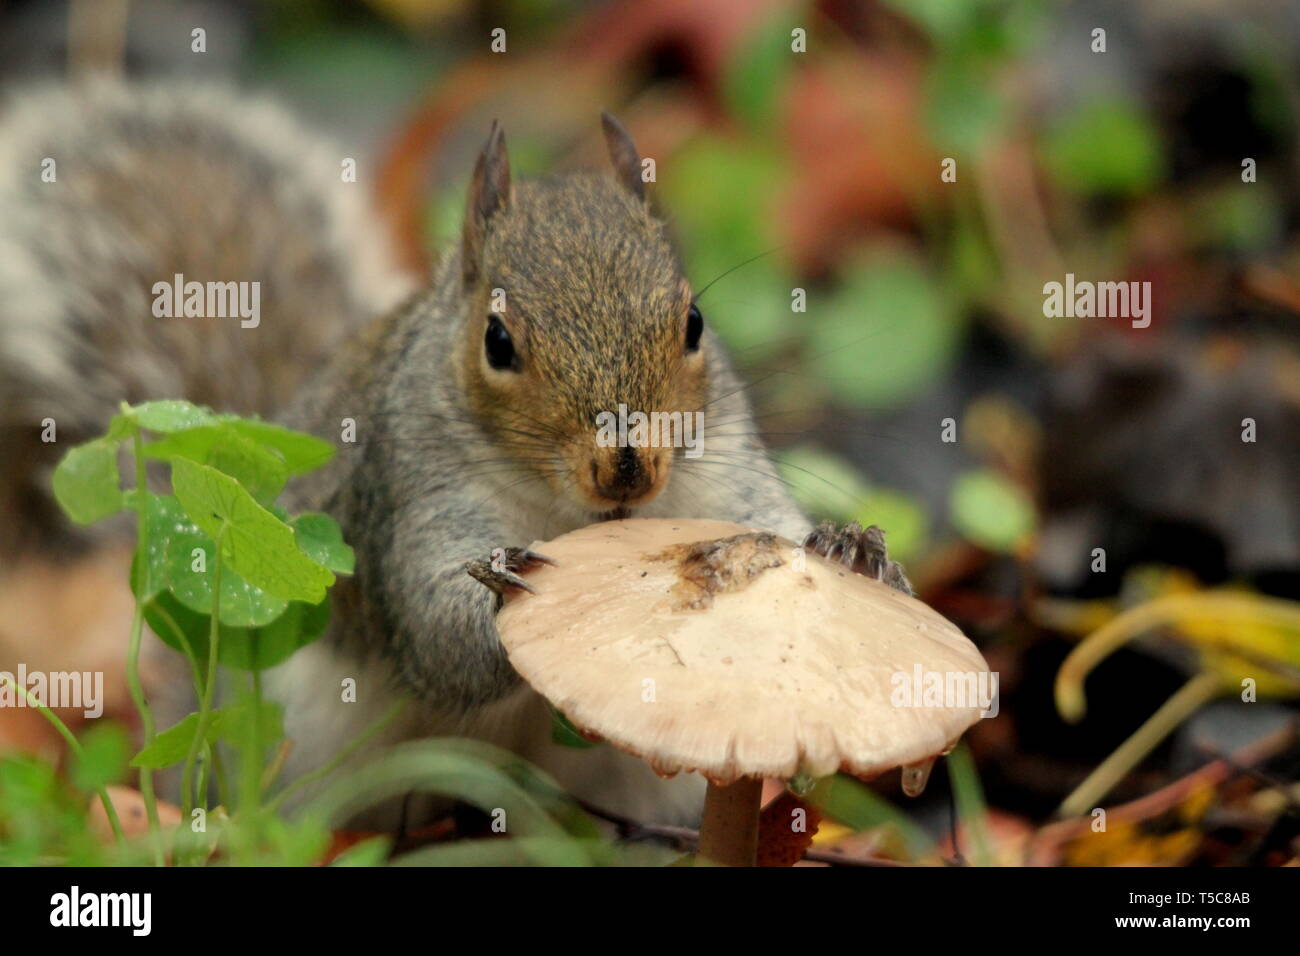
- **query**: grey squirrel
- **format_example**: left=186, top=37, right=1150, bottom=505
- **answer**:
left=0, top=82, right=910, bottom=827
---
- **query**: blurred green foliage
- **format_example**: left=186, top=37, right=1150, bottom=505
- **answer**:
left=1043, top=98, right=1164, bottom=197
left=724, top=3, right=808, bottom=132
left=1, top=755, right=120, bottom=865
left=949, top=468, right=1035, bottom=554
left=71, top=723, right=131, bottom=794
left=890, top=0, right=1048, bottom=156
left=662, top=137, right=792, bottom=353
left=809, top=249, right=961, bottom=409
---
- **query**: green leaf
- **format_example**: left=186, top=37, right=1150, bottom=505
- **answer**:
left=167, top=539, right=289, bottom=628
left=219, top=419, right=335, bottom=475
left=131, top=712, right=204, bottom=770
left=949, top=468, right=1035, bottom=552
left=145, top=590, right=329, bottom=671
left=52, top=438, right=123, bottom=524
left=72, top=724, right=130, bottom=791
left=130, top=702, right=283, bottom=770
left=124, top=399, right=219, bottom=433
left=292, top=513, right=355, bottom=574
left=135, top=492, right=194, bottom=602
left=171, top=458, right=334, bottom=604
left=219, top=600, right=330, bottom=670
left=105, top=413, right=139, bottom=442
left=550, top=709, right=596, bottom=750
left=136, top=493, right=287, bottom=625
left=146, top=426, right=288, bottom=505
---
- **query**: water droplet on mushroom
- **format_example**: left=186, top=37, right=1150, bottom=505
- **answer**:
left=901, top=757, right=935, bottom=797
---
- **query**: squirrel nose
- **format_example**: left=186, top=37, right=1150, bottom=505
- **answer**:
left=594, top=447, right=654, bottom=503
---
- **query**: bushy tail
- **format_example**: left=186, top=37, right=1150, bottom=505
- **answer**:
left=0, top=81, right=415, bottom=557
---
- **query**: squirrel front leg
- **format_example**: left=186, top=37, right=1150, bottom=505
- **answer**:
left=803, top=521, right=913, bottom=595
left=372, top=505, right=538, bottom=712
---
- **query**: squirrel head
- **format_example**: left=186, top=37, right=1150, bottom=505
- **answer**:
left=455, top=115, right=708, bottom=515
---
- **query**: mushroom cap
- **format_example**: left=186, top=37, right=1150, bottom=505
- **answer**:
left=497, top=518, right=992, bottom=785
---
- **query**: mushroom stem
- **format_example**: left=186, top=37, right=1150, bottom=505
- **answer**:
left=697, top=776, right=763, bottom=866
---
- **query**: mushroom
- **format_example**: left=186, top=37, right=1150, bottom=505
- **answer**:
left=88, top=786, right=183, bottom=843
left=496, top=518, right=992, bottom=866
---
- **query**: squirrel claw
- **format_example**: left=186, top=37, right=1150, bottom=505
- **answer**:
left=466, top=547, right=556, bottom=597
left=522, top=550, right=558, bottom=568
left=803, top=521, right=912, bottom=595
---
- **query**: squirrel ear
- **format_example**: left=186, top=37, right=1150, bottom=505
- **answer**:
left=462, top=119, right=511, bottom=286
left=601, top=112, right=646, bottom=202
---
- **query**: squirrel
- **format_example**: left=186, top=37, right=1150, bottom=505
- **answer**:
left=0, top=82, right=911, bottom=829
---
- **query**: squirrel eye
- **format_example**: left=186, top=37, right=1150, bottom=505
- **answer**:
left=685, top=303, right=704, bottom=353
left=484, top=315, right=517, bottom=371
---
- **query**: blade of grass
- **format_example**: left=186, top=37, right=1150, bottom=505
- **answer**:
left=268, top=699, right=408, bottom=813
left=809, top=774, right=936, bottom=860
left=1056, top=671, right=1221, bottom=819
left=946, top=743, right=994, bottom=865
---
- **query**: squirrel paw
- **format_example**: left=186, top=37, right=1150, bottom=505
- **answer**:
left=803, top=521, right=912, bottom=595
left=466, top=547, right=556, bottom=597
